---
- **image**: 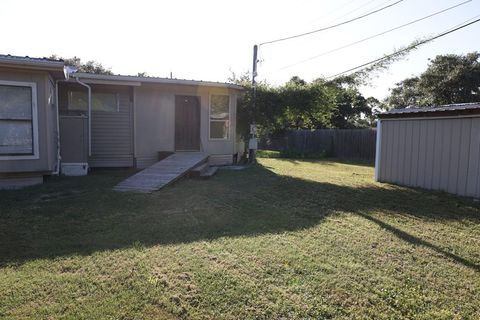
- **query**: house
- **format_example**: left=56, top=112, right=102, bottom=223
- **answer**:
left=0, top=55, right=244, bottom=188
left=375, top=103, right=480, bottom=198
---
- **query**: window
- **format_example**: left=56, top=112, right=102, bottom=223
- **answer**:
left=209, top=95, right=230, bottom=140
left=0, top=81, right=38, bottom=158
left=68, top=91, right=119, bottom=112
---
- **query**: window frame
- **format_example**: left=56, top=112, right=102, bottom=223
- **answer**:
left=67, top=90, right=120, bottom=113
left=0, top=80, right=39, bottom=160
left=208, top=94, right=231, bottom=141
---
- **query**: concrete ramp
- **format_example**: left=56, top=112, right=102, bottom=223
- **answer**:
left=114, top=152, right=208, bottom=193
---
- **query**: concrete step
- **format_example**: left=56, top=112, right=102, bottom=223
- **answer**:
left=189, top=162, right=209, bottom=177
left=200, top=166, right=218, bottom=179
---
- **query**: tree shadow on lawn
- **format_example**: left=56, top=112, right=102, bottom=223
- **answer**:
left=0, top=162, right=479, bottom=270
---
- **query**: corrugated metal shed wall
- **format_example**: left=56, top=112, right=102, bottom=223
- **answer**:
left=377, top=117, right=480, bottom=198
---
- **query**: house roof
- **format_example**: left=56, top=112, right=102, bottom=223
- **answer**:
left=0, top=54, right=65, bottom=68
left=0, top=54, right=244, bottom=90
left=71, top=72, right=244, bottom=90
left=378, top=102, right=480, bottom=119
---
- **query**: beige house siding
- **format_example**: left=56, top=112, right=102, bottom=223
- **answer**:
left=89, top=91, right=133, bottom=167
left=134, top=84, right=238, bottom=168
left=58, top=84, right=134, bottom=168
left=0, top=68, right=57, bottom=174
left=377, top=116, right=480, bottom=198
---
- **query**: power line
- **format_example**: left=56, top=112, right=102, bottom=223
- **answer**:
left=259, top=0, right=405, bottom=46
left=306, top=0, right=359, bottom=26
left=274, top=0, right=472, bottom=72
left=319, top=0, right=382, bottom=25
left=327, top=15, right=480, bottom=79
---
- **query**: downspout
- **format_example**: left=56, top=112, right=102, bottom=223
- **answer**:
left=53, top=80, right=62, bottom=175
left=74, top=77, right=92, bottom=157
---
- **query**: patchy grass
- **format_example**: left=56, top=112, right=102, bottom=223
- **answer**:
left=0, top=159, right=479, bottom=319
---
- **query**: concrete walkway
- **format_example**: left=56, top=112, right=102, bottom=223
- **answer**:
left=113, top=152, right=208, bottom=193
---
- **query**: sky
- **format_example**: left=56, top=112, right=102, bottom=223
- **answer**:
left=1, top=0, right=479, bottom=99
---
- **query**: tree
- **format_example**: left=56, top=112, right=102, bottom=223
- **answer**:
left=279, top=77, right=335, bottom=130
left=49, top=55, right=113, bottom=75
left=324, top=78, right=373, bottom=128
left=420, top=52, right=480, bottom=105
left=387, top=77, right=422, bottom=108
left=386, top=52, right=480, bottom=108
left=230, top=72, right=378, bottom=138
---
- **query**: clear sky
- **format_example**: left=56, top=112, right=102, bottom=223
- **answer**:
left=1, top=0, right=479, bottom=99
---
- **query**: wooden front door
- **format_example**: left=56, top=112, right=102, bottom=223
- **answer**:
left=175, top=95, right=201, bottom=151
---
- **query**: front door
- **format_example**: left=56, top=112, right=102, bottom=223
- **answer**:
left=175, top=95, right=200, bottom=151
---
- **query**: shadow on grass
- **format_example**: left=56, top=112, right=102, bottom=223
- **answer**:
left=0, top=161, right=479, bottom=271
left=356, top=212, right=480, bottom=272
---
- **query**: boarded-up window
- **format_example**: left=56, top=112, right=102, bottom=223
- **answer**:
left=0, top=85, right=34, bottom=155
left=68, top=91, right=119, bottom=112
left=210, top=95, right=230, bottom=139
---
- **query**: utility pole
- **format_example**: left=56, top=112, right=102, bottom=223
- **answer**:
left=248, top=44, right=258, bottom=163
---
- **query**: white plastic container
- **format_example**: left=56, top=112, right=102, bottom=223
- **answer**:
left=61, top=163, right=89, bottom=176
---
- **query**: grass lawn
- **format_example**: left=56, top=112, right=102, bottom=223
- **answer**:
left=1, top=159, right=479, bottom=319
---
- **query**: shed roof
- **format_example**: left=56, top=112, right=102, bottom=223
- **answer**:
left=378, top=102, right=480, bottom=119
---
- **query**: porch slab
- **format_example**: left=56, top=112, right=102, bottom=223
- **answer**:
left=113, top=152, right=208, bottom=193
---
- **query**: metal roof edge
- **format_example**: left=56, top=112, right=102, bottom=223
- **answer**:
left=71, top=72, right=244, bottom=90
left=0, top=56, right=64, bottom=69
left=378, top=102, right=480, bottom=118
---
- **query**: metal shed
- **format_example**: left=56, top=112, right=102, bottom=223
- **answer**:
left=375, top=103, right=480, bottom=198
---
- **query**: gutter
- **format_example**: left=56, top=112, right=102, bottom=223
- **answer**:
left=53, top=79, right=62, bottom=175
left=53, top=67, right=71, bottom=175
left=72, top=72, right=244, bottom=90
left=74, top=76, right=92, bottom=157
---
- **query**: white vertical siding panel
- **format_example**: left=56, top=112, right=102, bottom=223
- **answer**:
left=402, top=120, right=413, bottom=186
left=409, top=120, right=420, bottom=187
left=379, top=121, right=388, bottom=181
left=466, top=118, right=480, bottom=197
left=384, top=121, right=394, bottom=181
left=431, top=120, right=443, bottom=191
left=417, top=120, right=427, bottom=188
left=396, top=121, right=407, bottom=184
left=391, top=121, right=401, bottom=183
left=439, top=120, right=453, bottom=191
left=457, top=118, right=472, bottom=196
left=447, top=119, right=462, bottom=194
left=424, top=120, right=436, bottom=190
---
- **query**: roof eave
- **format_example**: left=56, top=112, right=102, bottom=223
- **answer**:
left=0, top=59, right=66, bottom=79
left=72, top=72, right=244, bottom=90
left=378, top=109, right=480, bottom=119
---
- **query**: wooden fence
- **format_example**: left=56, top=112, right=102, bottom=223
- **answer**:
left=259, top=129, right=377, bottom=161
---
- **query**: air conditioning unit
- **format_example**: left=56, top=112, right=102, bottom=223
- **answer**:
left=61, top=163, right=89, bottom=176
